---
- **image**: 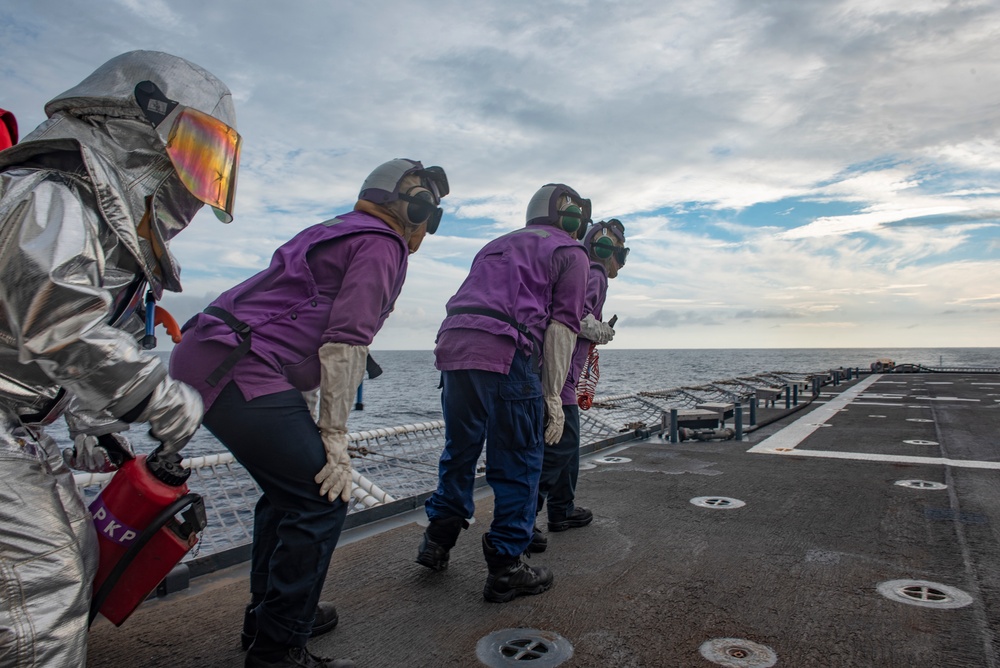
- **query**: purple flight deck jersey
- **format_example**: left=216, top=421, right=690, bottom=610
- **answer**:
left=435, top=224, right=588, bottom=374
left=561, top=262, right=609, bottom=405
left=170, top=211, right=408, bottom=410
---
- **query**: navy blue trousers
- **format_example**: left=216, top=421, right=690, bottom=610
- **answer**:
left=203, top=383, right=348, bottom=648
left=537, top=404, right=581, bottom=520
left=425, top=352, right=543, bottom=557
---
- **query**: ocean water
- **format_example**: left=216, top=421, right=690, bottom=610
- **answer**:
left=50, top=347, right=1000, bottom=459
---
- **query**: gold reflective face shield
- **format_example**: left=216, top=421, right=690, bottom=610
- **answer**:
left=158, top=106, right=241, bottom=222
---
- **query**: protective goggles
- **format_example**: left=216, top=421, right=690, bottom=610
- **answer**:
left=135, top=82, right=241, bottom=223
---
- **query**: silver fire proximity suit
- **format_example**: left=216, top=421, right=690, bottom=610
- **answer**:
left=0, top=51, right=240, bottom=667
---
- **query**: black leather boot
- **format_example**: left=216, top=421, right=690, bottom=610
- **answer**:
left=548, top=506, right=593, bottom=532
left=528, top=524, right=547, bottom=553
left=481, top=533, right=554, bottom=603
left=242, top=602, right=339, bottom=651
left=416, top=516, right=468, bottom=571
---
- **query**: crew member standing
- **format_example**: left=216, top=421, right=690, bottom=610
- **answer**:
left=171, top=159, right=448, bottom=668
left=0, top=51, right=241, bottom=667
left=533, top=219, right=628, bottom=551
left=417, top=183, right=590, bottom=603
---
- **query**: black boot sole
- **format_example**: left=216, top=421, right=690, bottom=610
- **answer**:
left=415, top=554, right=449, bottom=571
left=548, top=516, right=593, bottom=532
left=483, top=579, right=553, bottom=603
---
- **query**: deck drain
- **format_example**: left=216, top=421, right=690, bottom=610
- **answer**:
left=476, top=628, right=573, bottom=667
left=690, top=496, right=745, bottom=509
left=699, top=638, right=777, bottom=667
left=903, top=439, right=938, bottom=446
left=876, top=580, right=972, bottom=609
left=592, top=456, right=631, bottom=464
left=895, top=479, right=947, bottom=490
left=906, top=418, right=933, bottom=423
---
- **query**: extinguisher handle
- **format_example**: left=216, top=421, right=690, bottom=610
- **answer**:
left=97, top=433, right=135, bottom=468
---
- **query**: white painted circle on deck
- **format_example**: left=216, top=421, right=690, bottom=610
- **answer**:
left=904, top=439, right=938, bottom=446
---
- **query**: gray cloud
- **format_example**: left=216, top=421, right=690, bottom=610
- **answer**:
left=4, top=0, right=1000, bottom=348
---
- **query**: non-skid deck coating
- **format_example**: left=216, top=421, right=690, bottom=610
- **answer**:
left=87, top=373, right=1000, bottom=667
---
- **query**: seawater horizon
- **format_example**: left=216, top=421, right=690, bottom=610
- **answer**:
left=53, top=346, right=1000, bottom=460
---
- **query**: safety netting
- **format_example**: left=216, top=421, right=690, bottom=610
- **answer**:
left=74, top=370, right=828, bottom=559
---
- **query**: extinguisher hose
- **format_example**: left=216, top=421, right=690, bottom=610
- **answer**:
left=88, top=492, right=202, bottom=626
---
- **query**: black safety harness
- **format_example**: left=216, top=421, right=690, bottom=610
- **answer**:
left=446, top=306, right=541, bottom=372
left=203, top=306, right=251, bottom=387
left=202, top=306, right=383, bottom=386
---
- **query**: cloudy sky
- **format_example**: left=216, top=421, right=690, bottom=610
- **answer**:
left=3, top=0, right=999, bottom=350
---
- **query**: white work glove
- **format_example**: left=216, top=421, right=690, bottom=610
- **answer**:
left=136, top=377, right=204, bottom=456
left=542, top=320, right=576, bottom=445
left=579, top=313, right=614, bottom=345
left=315, top=342, right=367, bottom=502
left=62, top=433, right=135, bottom=473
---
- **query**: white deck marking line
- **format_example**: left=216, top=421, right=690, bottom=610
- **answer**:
left=753, top=449, right=1000, bottom=470
left=748, top=375, right=879, bottom=454
left=913, top=396, right=981, bottom=402
left=748, top=375, right=1000, bottom=468
left=851, top=402, right=931, bottom=408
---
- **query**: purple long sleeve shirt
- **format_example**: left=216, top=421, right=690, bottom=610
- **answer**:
left=170, top=211, right=408, bottom=410
left=434, top=223, right=588, bottom=374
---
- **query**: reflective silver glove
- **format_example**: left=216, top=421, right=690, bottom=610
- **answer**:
left=62, top=432, right=134, bottom=473
left=542, top=320, right=576, bottom=445
left=580, top=313, right=614, bottom=345
left=136, top=377, right=204, bottom=455
left=315, top=342, right=367, bottom=502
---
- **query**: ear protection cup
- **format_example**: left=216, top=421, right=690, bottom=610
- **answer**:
left=559, top=204, right=582, bottom=235
left=592, top=235, right=615, bottom=259
left=405, top=190, right=435, bottom=224
left=399, top=187, right=443, bottom=233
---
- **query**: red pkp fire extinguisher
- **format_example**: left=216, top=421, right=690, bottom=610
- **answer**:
left=88, top=447, right=207, bottom=626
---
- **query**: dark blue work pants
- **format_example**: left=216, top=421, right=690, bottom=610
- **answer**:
left=203, top=383, right=348, bottom=649
left=425, top=352, right=543, bottom=558
left=537, top=404, right=581, bottom=521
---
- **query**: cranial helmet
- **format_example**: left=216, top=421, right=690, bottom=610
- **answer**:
left=584, top=219, right=629, bottom=267
left=525, top=183, right=592, bottom=240
left=46, top=50, right=241, bottom=223
left=359, top=158, right=449, bottom=234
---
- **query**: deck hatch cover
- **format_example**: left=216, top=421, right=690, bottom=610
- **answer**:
left=699, top=638, right=777, bottom=667
left=895, top=479, right=947, bottom=490
left=876, top=580, right=973, bottom=609
left=690, top=496, right=746, bottom=509
left=592, top=456, right=631, bottom=464
left=476, top=628, right=573, bottom=667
